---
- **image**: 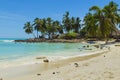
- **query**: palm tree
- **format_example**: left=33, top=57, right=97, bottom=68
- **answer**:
left=33, top=18, right=45, bottom=38
left=46, top=17, right=53, bottom=39
left=51, top=20, right=61, bottom=38
left=52, top=21, right=58, bottom=35
left=103, top=1, right=120, bottom=40
left=89, top=1, right=120, bottom=43
left=83, top=13, right=97, bottom=38
left=23, top=22, right=36, bottom=37
left=89, top=6, right=114, bottom=42
left=33, top=18, right=40, bottom=38
left=41, top=18, right=47, bottom=38
left=62, top=12, right=71, bottom=33
left=89, top=6, right=105, bottom=38
left=75, top=17, right=81, bottom=33
left=56, top=21, right=63, bottom=34
left=71, top=17, right=75, bottom=32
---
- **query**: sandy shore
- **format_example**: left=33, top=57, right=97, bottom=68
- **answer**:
left=0, top=43, right=120, bottom=80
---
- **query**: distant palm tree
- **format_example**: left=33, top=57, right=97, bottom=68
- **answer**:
left=62, top=12, right=71, bottom=33
left=23, top=22, right=36, bottom=37
left=71, top=17, right=75, bottom=32
left=55, top=21, right=63, bottom=34
left=75, top=17, right=81, bottom=33
left=33, top=18, right=40, bottom=38
left=33, top=18, right=45, bottom=38
left=52, top=21, right=58, bottom=35
left=41, top=18, right=47, bottom=38
left=46, top=17, right=53, bottom=39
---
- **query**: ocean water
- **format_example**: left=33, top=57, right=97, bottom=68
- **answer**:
left=0, top=38, right=97, bottom=68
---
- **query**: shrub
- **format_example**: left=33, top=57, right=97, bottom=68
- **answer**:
left=64, top=32, right=78, bottom=39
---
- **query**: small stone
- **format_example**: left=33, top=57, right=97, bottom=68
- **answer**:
left=53, top=72, right=55, bottom=74
left=74, top=63, right=79, bottom=67
left=43, top=59, right=49, bottom=63
left=37, top=73, right=41, bottom=76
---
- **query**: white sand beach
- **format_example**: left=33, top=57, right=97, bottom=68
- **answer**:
left=0, top=43, right=120, bottom=80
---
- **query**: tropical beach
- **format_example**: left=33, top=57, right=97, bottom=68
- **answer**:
left=0, top=41, right=120, bottom=80
left=0, top=0, right=120, bottom=80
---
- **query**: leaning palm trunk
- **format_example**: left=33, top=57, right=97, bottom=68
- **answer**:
left=36, top=30, right=39, bottom=38
left=105, top=37, right=109, bottom=44
left=115, top=30, right=119, bottom=42
left=32, top=33, right=36, bottom=38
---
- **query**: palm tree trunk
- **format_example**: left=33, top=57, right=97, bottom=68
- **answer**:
left=37, top=30, right=38, bottom=38
left=32, top=33, right=36, bottom=38
left=115, top=30, right=119, bottom=41
left=48, top=33, right=51, bottom=39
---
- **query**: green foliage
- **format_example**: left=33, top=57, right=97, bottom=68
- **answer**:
left=59, top=32, right=78, bottom=39
left=23, top=1, right=120, bottom=41
left=83, top=1, right=120, bottom=42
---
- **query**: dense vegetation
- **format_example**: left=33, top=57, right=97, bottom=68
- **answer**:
left=24, top=1, right=120, bottom=42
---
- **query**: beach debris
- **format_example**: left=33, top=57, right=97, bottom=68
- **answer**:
left=83, top=46, right=86, bottom=48
left=43, top=59, right=49, bottom=63
left=37, top=73, right=41, bottom=76
left=74, top=63, right=79, bottom=67
left=87, top=45, right=89, bottom=48
left=36, top=57, right=46, bottom=59
left=53, top=72, right=55, bottom=74
left=93, top=45, right=99, bottom=48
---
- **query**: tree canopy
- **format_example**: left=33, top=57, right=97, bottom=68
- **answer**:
left=23, top=1, right=120, bottom=41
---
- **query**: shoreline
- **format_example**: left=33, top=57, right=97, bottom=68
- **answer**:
left=0, top=42, right=119, bottom=80
left=14, top=38, right=88, bottom=43
left=0, top=49, right=108, bottom=79
left=0, top=46, right=108, bottom=69
left=0, top=46, right=110, bottom=80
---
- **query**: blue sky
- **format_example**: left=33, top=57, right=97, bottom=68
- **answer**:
left=0, top=0, right=120, bottom=38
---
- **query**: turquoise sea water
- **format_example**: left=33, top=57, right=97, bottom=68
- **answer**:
left=0, top=38, right=96, bottom=63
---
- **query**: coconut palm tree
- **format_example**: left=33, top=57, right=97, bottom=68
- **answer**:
left=89, top=1, right=120, bottom=43
left=103, top=1, right=120, bottom=40
left=62, top=12, right=71, bottom=33
left=89, top=6, right=115, bottom=42
left=33, top=18, right=40, bottom=38
left=54, top=21, right=63, bottom=34
left=71, top=17, right=81, bottom=33
left=75, top=17, right=81, bottom=33
left=46, top=17, right=53, bottom=39
left=83, top=13, right=98, bottom=38
left=23, top=22, right=36, bottom=37
left=33, top=18, right=45, bottom=38
left=71, top=17, right=75, bottom=32
left=89, top=6, right=105, bottom=37
left=41, top=18, right=47, bottom=38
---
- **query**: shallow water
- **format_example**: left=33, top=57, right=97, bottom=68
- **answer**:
left=0, top=38, right=98, bottom=68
